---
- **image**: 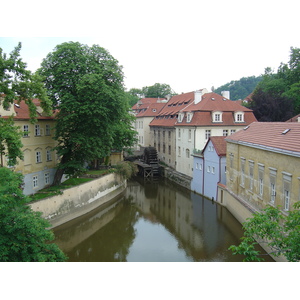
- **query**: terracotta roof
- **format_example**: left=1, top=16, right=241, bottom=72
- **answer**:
left=135, top=102, right=166, bottom=117
left=6, top=100, right=54, bottom=120
left=181, top=92, right=253, bottom=113
left=209, top=136, right=227, bottom=156
left=132, top=98, right=166, bottom=110
left=226, top=122, right=300, bottom=154
left=149, top=91, right=196, bottom=127
left=286, top=114, right=300, bottom=122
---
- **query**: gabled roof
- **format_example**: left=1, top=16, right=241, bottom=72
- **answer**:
left=226, top=122, right=300, bottom=155
left=202, top=136, right=227, bottom=157
left=149, top=91, right=200, bottom=127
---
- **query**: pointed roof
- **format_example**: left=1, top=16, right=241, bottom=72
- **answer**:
left=226, top=122, right=300, bottom=155
left=202, top=136, right=227, bottom=157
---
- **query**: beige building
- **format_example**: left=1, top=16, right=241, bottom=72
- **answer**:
left=1, top=99, right=58, bottom=195
left=218, top=122, right=300, bottom=226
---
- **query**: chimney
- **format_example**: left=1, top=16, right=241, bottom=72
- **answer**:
left=221, top=91, right=230, bottom=99
left=194, top=90, right=203, bottom=104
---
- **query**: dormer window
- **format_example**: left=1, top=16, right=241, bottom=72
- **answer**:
left=186, top=112, right=193, bottom=123
left=178, top=113, right=184, bottom=122
left=235, top=112, right=244, bottom=122
left=212, top=111, right=222, bottom=122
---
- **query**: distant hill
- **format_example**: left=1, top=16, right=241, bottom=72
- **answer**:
left=214, top=76, right=262, bottom=100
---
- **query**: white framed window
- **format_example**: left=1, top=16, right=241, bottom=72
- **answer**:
left=235, top=112, right=244, bottom=122
left=188, top=129, right=192, bottom=141
left=270, top=183, right=276, bottom=204
left=205, top=130, right=211, bottom=140
left=283, top=172, right=292, bottom=211
left=178, top=129, right=181, bottom=139
left=199, top=163, right=202, bottom=171
left=187, top=113, right=192, bottom=123
left=35, top=124, right=41, bottom=136
left=178, top=113, right=184, bottom=122
left=45, top=172, right=50, bottom=185
left=212, top=167, right=215, bottom=174
left=269, top=168, right=277, bottom=204
left=223, top=130, right=228, bottom=136
left=36, top=151, right=42, bottom=163
left=230, top=129, right=236, bottom=135
left=207, top=166, right=211, bottom=173
left=258, top=164, right=265, bottom=196
left=23, top=125, right=29, bottom=137
left=33, top=175, right=38, bottom=188
left=186, top=149, right=190, bottom=158
left=178, top=146, right=181, bottom=157
left=249, top=161, right=254, bottom=191
left=240, top=158, right=245, bottom=186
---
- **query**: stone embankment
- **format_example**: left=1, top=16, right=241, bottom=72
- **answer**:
left=30, top=173, right=126, bottom=228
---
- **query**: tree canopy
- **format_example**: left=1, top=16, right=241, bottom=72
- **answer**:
left=214, top=76, right=262, bottom=100
left=38, top=42, right=137, bottom=184
left=0, top=167, right=67, bottom=262
left=247, top=47, right=300, bottom=121
left=229, top=202, right=300, bottom=262
left=0, top=43, right=52, bottom=121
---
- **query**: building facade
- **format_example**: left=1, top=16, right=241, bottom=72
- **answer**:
left=218, top=122, right=300, bottom=226
left=191, top=136, right=227, bottom=200
left=1, top=99, right=58, bottom=195
left=175, top=92, right=257, bottom=177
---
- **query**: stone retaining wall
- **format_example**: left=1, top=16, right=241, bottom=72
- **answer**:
left=30, top=173, right=126, bottom=229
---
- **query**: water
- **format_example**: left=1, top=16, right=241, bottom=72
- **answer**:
left=53, top=177, right=274, bottom=262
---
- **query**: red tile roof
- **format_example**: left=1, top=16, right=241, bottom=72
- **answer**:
left=286, top=114, right=300, bottom=122
left=135, top=102, right=167, bottom=117
left=131, top=98, right=166, bottom=110
left=209, top=136, right=227, bottom=156
left=226, top=122, right=300, bottom=154
left=181, top=92, right=252, bottom=113
left=5, top=100, right=55, bottom=120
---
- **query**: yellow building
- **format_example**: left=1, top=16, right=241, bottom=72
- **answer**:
left=218, top=122, right=300, bottom=226
left=1, top=99, right=57, bottom=195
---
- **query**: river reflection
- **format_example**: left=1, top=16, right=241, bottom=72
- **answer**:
left=53, top=177, right=273, bottom=262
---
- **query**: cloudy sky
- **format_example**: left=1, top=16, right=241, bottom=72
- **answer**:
left=1, top=0, right=299, bottom=94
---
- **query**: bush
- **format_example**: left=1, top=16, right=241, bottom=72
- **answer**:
left=114, top=161, right=137, bottom=179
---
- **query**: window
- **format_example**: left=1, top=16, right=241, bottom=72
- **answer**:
left=187, top=113, right=192, bottom=122
left=168, top=145, right=171, bottom=155
left=163, top=144, right=165, bottom=153
left=212, top=167, right=215, bottom=174
left=283, top=173, right=292, bottom=211
left=36, top=151, right=42, bottom=163
left=230, top=129, right=236, bottom=135
left=23, top=125, right=29, bottom=137
left=230, top=153, right=234, bottom=168
left=223, top=130, right=228, bottom=136
left=249, top=161, right=254, bottom=191
left=178, top=129, right=181, bottom=139
left=168, top=131, right=171, bottom=141
left=33, top=175, right=38, bottom=188
left=207, top=166, right=211, bottom=173
left=186, top=149, right=190, bottom=158
left=188, top=129, right=192, bottom=141
left=178, top=113, right=184, bottom=122
left=199, top=164, right=202, bottom=171
left=35, top=124, right=40, bottom=136
left=45, top=124, right=51, bottom=136
left=178, top=146, right=181, bottom=156
left=240, top=158, right=245, bottom=186
left=45, top=172, right=50, bottom=185
left=196, top=163, right=199, bottom=169
left=269, top=168, right=277, bottom=204
left=205, top=130, right=211, bottom=140
left=258, top=164, right=265, bottom=196
left=46, top=149, right=52, bottom=161
left=235, top=112, right=244, bottom=122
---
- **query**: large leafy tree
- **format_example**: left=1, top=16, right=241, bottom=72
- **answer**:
left=142, top=83, right=174, bottom=98
left=0, top=117, right=23, bottom=167
left=0, top=167, right=67, bottom=261
left=39, top=42, right=136, bottom=184
left=0, top=42, right=52, bottom=120
left=229, top=202, right=300, bottom=262
left=248, top=47, right=300, bottom=120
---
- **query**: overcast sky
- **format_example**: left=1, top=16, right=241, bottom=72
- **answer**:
left=1, top=0, right=299, bottom=95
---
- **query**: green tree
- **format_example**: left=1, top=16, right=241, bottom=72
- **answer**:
left=0, top=167, right=67, bottom=262
left=39, top=42, right=137, bottom=184
left=143, top=83, right=175, bottom=98
left=0, top=117, right=24, bottom=167
left=229, top=202, right=300, bottom=262
left=0, top=43, right=52, bottom=121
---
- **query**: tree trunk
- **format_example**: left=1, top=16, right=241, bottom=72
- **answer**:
left=52, top=168, right=65, bottom=186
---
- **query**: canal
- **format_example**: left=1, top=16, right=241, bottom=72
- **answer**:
left=53, top=177, right=274, bottom=262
